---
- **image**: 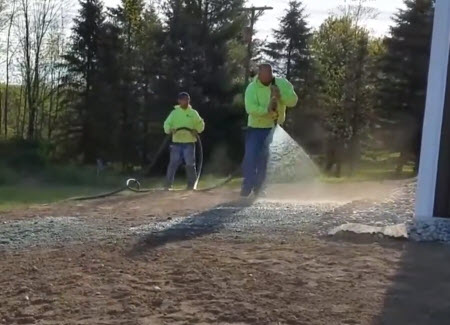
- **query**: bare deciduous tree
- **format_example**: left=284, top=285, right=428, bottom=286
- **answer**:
left=16, top=0, right=61, bottom=140
left=4, top=0, right=18, bottom=137
left=338, top=0, right=379, bottom=26
left=0, top=0, right=8, bottom=30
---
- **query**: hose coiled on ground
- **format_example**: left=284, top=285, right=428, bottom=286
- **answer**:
left=70, top=128, right=236, bottom=201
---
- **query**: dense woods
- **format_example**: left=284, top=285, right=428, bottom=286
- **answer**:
left=0, top=0, right=435, bottom=176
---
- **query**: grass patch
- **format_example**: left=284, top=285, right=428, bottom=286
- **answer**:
left=38, top=165, right=123, bottom=187
left=0, top=153, right=416, bottom=211
left=0, top=163, right=124, bottom=187
left=0, top=173, right=240, bottom=211
left=0, top=163, right=126, bottom=211
left=0, top=185, right=115, bottom=211
left=319, top=161, right=415, bottom=183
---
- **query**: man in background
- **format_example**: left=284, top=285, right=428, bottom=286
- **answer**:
left=164, top=92, right=205, bottom=190
left=241, top=63, right=298, bottom=197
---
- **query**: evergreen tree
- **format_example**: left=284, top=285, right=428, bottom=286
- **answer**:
left=264, top=1, right=316, bottom=143
left=265, top=1, right=312, bottom=86
left=91, top=20, right=124, bottom=163
left=379, top=0, right=434, bottom=172
left=161, top=0, right=246, bottom=166
left=107, top=0, right=146, bottom=169
left=135, top=8, right=165, bottom=166
left=312, top=17, right=374, bottom=176
left=62, top=0, right=105, bottom=163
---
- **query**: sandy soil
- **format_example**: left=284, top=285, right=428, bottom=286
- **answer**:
left=1, top=180, right=450, bottom=325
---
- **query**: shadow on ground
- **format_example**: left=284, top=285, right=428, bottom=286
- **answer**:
left=129, top=199, right=254, bottom=255
left=375, top=242, right=450, bottom=325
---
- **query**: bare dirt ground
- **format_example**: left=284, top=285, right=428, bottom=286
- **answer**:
left=2, top=180, right=450, bottom=325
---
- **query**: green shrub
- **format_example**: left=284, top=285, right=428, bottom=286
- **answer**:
left=0, top=139, right=51, bottom=171
left=0, top=165, right=20, bottom=185
left=0, top=139, right=123, bottom=187
left=39, top=165, right=121, bottom=187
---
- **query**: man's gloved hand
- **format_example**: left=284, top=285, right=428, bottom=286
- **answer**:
left=270, top=110, right=279, bottom=121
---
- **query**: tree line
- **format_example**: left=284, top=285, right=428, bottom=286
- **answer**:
left=0, top=0, right=435, bottom=176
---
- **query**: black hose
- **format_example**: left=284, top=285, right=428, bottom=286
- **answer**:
left=69, top=186, right=129, bottom=201
left=140, top=135, right=172, bottom=178
left=194, top=170, right=239, bottom=192
left=65, top=137, right=172, bottom=201
left=193, top=130, right=203, bottom=190
left=69, top=127, right=232, bottom=201
left=126, top=127, right=204, bottom=193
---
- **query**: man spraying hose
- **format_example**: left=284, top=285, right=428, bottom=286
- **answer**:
left=164, top=92, right=205, bottom=190
left=241, top=63, right=298, bottom=197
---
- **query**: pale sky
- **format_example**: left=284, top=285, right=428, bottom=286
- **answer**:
left=100, top=0, right=406, bottom=37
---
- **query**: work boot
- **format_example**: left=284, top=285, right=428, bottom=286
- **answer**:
left=240, top=187, right=252, bottom=198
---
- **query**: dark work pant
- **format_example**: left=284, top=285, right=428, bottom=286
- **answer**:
left=165, top=143, right=196, bottom=189
left=241, top=127, right=273, bottom=194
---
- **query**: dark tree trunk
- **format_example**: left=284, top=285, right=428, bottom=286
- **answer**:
left=16, top=86, right=23, bottom=137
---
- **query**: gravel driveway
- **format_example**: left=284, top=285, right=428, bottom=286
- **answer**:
left=0, top=180, right=416, bottom=250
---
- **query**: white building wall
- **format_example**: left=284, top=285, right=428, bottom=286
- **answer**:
left=415, top=0, right=450, bottom=220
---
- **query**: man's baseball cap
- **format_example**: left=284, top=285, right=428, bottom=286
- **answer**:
left=178, top=92, right=190, bottom=99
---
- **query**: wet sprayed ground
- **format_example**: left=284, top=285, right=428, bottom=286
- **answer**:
left=0, top=181, right=414, bottom=250
left=2, top=180, right=450, bottom=325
